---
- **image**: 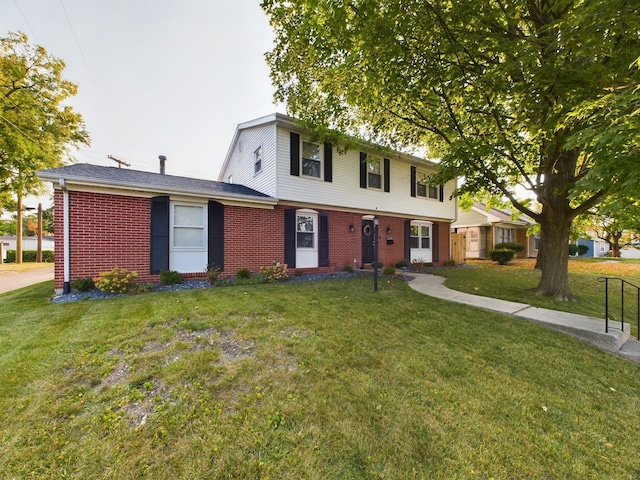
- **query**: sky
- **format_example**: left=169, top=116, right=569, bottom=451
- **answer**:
left=1, top=0, right=282, bottom=207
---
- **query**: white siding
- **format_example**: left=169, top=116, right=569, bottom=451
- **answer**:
left=275, top=126, right=456, bottom=220
left=453, top=208, right=488, bottom=228
left=221, top=124, right=277, bottom=197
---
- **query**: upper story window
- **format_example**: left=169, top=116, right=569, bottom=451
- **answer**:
left=254, top=147, right=262, bottom=175
left=368, top=159, right=382, bottom=189
left=411, top=166, right=442, bottom=201
left=360, top=153, right=390, bottom=192
left=290, top=132, right=332, bottom=182
left=302, top=140, right=321, bottom=178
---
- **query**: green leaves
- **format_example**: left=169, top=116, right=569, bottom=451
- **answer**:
left=0, top=31, right=90, bottom=205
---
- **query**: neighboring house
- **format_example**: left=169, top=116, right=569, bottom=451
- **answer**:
left=38, top=113, right=456, bottom=294
left=576, top=238, right=610, bottom=258
left=451, top=203, right=537, bottom=259
left=0, top=235, right=55, bottom=261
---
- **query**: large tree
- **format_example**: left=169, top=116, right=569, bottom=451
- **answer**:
left=1, top=31, right=89, bottom=261
left=262, top=0, right=640, bottom=299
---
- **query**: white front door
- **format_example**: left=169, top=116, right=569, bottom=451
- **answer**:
left=409, top=221, right=433, bottom=263
left=296, top=210, right=318, bottom=268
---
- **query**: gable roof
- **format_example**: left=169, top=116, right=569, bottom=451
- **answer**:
left=471, top=202, right=535, bottom=226
left=38, top=163, right=276, bottom=206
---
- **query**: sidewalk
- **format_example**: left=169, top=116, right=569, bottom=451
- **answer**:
left=406, top=273, right=640, bottom=364
left=0, top=266, right=54, bottom=294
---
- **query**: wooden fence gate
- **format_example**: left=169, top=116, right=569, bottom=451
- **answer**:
left=451, top=233, right=466, bottom=265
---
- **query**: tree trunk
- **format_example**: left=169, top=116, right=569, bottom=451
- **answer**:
left=534, top=208, right=574, bottom=301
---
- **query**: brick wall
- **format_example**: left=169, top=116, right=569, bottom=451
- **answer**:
left=53, top=190, right=451, bottom=290
left=54, top=190, right=152, bottom=290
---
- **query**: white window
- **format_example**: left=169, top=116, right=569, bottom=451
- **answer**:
left=302, top=140, right=321, bottom=178
left=173, top=204, right=205, bottom=248
left=368, top=159, right=382, bottom=189
left=497, top=227, right=514, bottom=244
left=416, top=171, right=440, bottom=200
left=254, top=147, right=262, bottom=175
left=297, top=215, right=315, bottom=248
left=411, top=224, right=431, bottom=249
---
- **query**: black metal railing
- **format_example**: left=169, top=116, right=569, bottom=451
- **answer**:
left=597, top=277, right=640, bottom=339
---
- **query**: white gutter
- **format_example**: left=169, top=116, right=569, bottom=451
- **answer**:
left=60, top=178, right=71, bottom=294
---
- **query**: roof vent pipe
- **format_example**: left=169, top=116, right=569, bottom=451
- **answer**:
left=159, top=155, right=167, bottom=175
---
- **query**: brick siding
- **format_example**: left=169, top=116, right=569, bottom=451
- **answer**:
left=53, top=190, right=451, bottom=290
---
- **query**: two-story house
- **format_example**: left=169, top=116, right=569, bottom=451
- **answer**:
left=38, top=113, right=456, bottom=294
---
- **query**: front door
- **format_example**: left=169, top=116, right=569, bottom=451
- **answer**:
left=361, top=220, right=374, bottom=266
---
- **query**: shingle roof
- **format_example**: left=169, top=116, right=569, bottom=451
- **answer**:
left=38, top=163, right=275, bottom=203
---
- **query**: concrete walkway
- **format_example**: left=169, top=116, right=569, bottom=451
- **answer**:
left=406, top=273, right=640, bottom=364
left=0, top=266, right=54, bottom=294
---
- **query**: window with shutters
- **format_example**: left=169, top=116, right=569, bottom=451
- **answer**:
left=302, top=140, right=322, bottom=178
left=368, top=159, right=382, bottom=189
left=410, top=223, right=431, bottom=249
left=415, top=170, right=441, bottom=200
left=172, top=204, right=205, bottom=249
left=297, top=214, right=316, bottom=248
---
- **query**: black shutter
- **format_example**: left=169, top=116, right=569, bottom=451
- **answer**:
left=404, top=220, right=412, bottom=262
left=319, top=212, right=329, bottom=267
left=360, top=152, right=367, bottom=188
left=432, top=223, right=440, bottom=263
left=284, top=208, right=296, bottom=268
left=208, top=201, right=224, bottom=270
left=439, top=185, right=444, bottom=202
left=290, top=132, right=300, bottom=176
left=324, top=143, right=332, bottom=182
left=410, top=166, right=417, bottom=197
left=150, top=196, right=170, bottom=274
left=384, top=158, right=390, bottom=192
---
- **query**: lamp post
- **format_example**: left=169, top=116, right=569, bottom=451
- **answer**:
left=373, top=216, right=379, bottom=292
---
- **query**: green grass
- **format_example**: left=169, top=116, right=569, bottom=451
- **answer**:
left=434, top=259, right=640, bottom=334
left=2, top=278, right=640, bottom=478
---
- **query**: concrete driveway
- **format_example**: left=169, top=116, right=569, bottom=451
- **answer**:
left=0, top=265, right=54, bottom=294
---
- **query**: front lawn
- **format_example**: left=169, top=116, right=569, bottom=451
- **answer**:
left=434, top=258, right=640, bottom=323
left=1, top=278, right=640, bottom=478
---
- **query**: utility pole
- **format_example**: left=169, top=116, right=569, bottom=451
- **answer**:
left=16, top=194, right=22, bottom=264
left=37, top=203, right=42, bottom=263
left=107, top=155, right=130, bottom=168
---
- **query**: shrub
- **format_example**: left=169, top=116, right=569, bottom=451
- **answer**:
left=494, top=242, right=525, bottom=253
left=4, top=250, right=54, bottom=263
left=236, top=268, right=252, bottom=280
left=93, top=267, right=138, bottom=294
left=569, top=244, right=590, bottom=256
left=395, top=259, right=410, bottom=269
left=159, top=270, right=183, bottom=285
left=343, top=265, right=354, bottom=272
left=444, top=258, right=456, bottom=267
left=383, top=266, right=396, bottom=275
left=206, top=265, right=221, bottom=285
left=71, top=277, right=95, bottom=292
left=488, top=249, right=515, bottom=265
left=294, top=269, right=304, bottom=277
left=260, top=261, right=290, bottom=282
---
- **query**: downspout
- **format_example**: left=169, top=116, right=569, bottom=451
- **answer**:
left=60, top=178, right=71, bottom=294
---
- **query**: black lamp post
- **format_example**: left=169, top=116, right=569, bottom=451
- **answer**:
left=373, top=216, right=379, bottom=292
